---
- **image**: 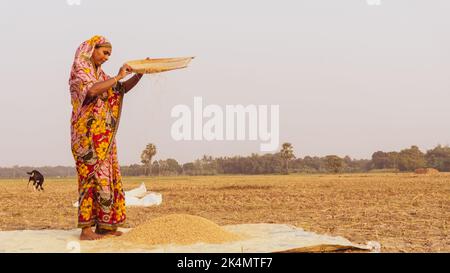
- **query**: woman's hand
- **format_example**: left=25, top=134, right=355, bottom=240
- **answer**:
left=135, top=57, right=150, bottom=77
left=122, top=58, right=149, bottom=93
left=116, top=64, right=133, bottom=80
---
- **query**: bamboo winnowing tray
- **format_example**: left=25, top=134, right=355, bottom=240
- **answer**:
left=126, top=57, right=194, bottom=74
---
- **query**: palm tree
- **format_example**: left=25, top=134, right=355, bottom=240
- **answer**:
left=280, top=143, right=295, bottom=174
left=141, top=143, right=157, bottom=176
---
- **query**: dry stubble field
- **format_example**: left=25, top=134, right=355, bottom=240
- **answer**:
left=0, top=173, right=449, bottom=252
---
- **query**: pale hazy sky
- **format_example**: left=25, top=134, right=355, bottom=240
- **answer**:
left=0, top=0, right=449, bottom=167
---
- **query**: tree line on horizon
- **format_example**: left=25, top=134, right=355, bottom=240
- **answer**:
left=1, top=144, right=449, bottom=179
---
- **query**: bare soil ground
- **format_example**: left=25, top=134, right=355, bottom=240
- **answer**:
left=1, top=173, right=449, bottom=252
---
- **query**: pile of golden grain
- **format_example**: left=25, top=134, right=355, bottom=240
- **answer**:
left=120, top=214, right=242, bottom=245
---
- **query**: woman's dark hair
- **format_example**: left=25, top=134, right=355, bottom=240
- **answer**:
left=95, top=43, right=112, bottom=49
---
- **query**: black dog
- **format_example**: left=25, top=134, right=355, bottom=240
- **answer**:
left=27, top=170, right=44, bottom=191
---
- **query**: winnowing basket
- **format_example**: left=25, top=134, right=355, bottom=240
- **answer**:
left=126, top=57, right=194, bottom=74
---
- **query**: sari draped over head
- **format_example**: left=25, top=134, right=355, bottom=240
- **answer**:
left=69, top=35, right=126, bottom=230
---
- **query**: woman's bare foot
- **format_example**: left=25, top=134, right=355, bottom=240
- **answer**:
left=95, top=227, right=123, bottom=236
left=103, top=230, right=123, bottom=236
left=80, top=227, right=105, bottom=240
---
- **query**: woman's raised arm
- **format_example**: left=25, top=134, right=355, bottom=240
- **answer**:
left=122, top=73, right=143, bottom=93
left=86, top=64, right=132, bottom=98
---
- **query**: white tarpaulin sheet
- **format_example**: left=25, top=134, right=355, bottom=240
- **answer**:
left=0, top=224, right=380, bottom=253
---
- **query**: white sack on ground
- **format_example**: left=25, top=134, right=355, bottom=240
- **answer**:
left=73, top=183, right=162, bottom=207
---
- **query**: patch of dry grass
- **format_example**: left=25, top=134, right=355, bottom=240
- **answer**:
left=0, top=173, right=449, bottom=252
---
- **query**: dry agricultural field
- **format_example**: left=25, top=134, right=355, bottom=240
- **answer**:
left=0, top=173, right=449, bottom=252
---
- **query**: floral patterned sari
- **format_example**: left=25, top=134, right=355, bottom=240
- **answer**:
left=69, top=36, right=126, bottom=230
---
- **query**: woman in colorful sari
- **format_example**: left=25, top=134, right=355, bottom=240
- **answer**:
left=69, top=35, right=144, bottom=240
